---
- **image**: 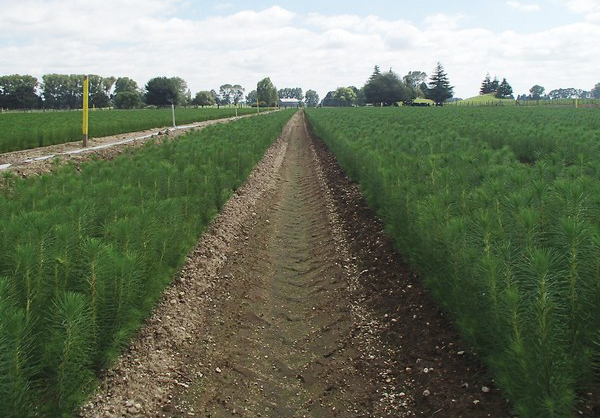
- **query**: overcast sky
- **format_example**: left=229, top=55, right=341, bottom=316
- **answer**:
left=1, top=0, right=599, bottom=99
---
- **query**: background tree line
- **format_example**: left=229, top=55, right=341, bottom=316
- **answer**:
left=320, top=62, right=453, bottom=107
left=516, top=84, right=599, bottom=101
left=0, top=74, right=309, bottom=110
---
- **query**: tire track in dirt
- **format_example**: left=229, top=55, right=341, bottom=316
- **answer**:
left=170, top=112, right=376, bottom=417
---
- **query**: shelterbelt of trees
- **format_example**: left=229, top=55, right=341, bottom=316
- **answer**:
left=0, top=73, right=313, bottom=111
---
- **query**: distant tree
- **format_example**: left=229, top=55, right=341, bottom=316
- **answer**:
left=192, top=91, right=215, bottom=107
left=88, top=75, right=115, bottom=108
left=577, top=89, right=591, bottom=99
left=246, top=90, right=257, bottom=105
left=480, top=73, right=493, bottom=95
left=114, top=77, right=142, bottom=109
left=114, top=91, right=142, bottom=109
left=219, top=84, right=244, bottom=105
left=0, top=75, right=40, bottom=109
left=218, top=84, right=232, bottom=105
left=529, top=85, right=545, bottom=100
left=334, top=87, right=357, bottom=106
left=355, top=87, right=367, bottom=105
left=41, top=74, right=85, bottom=109
left=209, top=89, right=220, bottom=106
left=495, top=78, right=514, bottom=99
left=257, top=77, right=277, bottom=107
left=364, top=67, right=415, bottom=106
left=590, top=83, right=600, bottom=99
left=403, top=71, right=428, bottom=91
left=305, top=89, right=319, bottom=107
left=548, top=88, right=580, bottom=100
left=321, top=91, right=339, bottom=107
left=370, top=65, right=381, bottom=81
left=278, top=87, right=303, bottom=100
left=490, top=77, right=500, bottom=93
left=425, top=63, right=454, bottom=105
left=232, top=85, right=244, bottom=105
left=171, top=77, right=189, bottom=105
left=114, top=77, right=138, bottom=94
left=145, top=77, right=188, bottom=106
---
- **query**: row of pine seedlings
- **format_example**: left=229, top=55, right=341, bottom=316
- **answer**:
left=306, top=107, right=600, bottom=418
left=0, top=107, right=258, bottom=153
left=0, top=110, right=294, bottom=417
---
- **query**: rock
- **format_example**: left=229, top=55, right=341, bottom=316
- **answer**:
left=170, top=299, right=177, bottom=305
left=125, top=400, right=134, bottom=407
left=481, top=386, right=490, bottom=393
left=422, top=390, right=431, bottom=397
left=216, top=367, right=222, bottom=373
left=473, top=399, right=480, bottom=405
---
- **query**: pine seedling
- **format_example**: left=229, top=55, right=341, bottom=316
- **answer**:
left=46, top=292, right=93, bottom=415
left=0, top=281, right=36, bottom=417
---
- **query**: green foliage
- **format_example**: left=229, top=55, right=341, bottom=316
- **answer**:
left=114, top=91, right=142, bottom=109
left=0, top=109, right=295, bottom=415
left=257, top=77, right=278, bottom=107
left=305, top=89, right=319, bottom=107
left=496, top=78, right=514, bottom=99
left=0, top=107, right=259, bottom=153
left=46, top=292, right=94, bottom=414
left=114, top=77, right=138, bottom=94
left=41, top=74, right=115, bottom=110
left=192, top=91, right=216, bottom=107
left=364, top=66, right=415, bottom=106
left=306, top=106, right=600, bottom=417
left=218, top=84, right=245, bottom=106
left=480, top=73, right=494, bottom=95
left=278, top=87, right=303, bottom=100
left=0, top=75, right=40, bottom=109
left=425, top=62, right=454, bottom=105
left=592, top=83, right=600, bottom=99
left=145, top=76, right=188, bottom=106
left=333, top=87, right=357, bottom=106
left=530, top=85, right=546, bottom=100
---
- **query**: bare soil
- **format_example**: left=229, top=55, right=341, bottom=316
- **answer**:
left=81, top=112, right=514, bottom=417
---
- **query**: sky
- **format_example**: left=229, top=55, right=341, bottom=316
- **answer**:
left=0, top=0, right=599, bottom=100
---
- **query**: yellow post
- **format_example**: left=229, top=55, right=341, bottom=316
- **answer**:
left=82, top=75, right=89, bottom=147
left=575, top=98, right=578, bottom=108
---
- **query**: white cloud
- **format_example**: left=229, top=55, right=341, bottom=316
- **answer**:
left=0, top=1, right=599, bottom=100
left=506, top=1, right=542, bottom=12
left=563, top=0, right=600, bottom=20
left=424, top=13, right=467, bottom=30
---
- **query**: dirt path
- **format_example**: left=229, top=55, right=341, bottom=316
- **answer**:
left=168, top=112, right=379, bottom=417
left=81, top=112, right=511, bottom=417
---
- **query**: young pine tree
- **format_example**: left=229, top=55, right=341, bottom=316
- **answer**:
left=425, top=63, right=454, bottom=105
